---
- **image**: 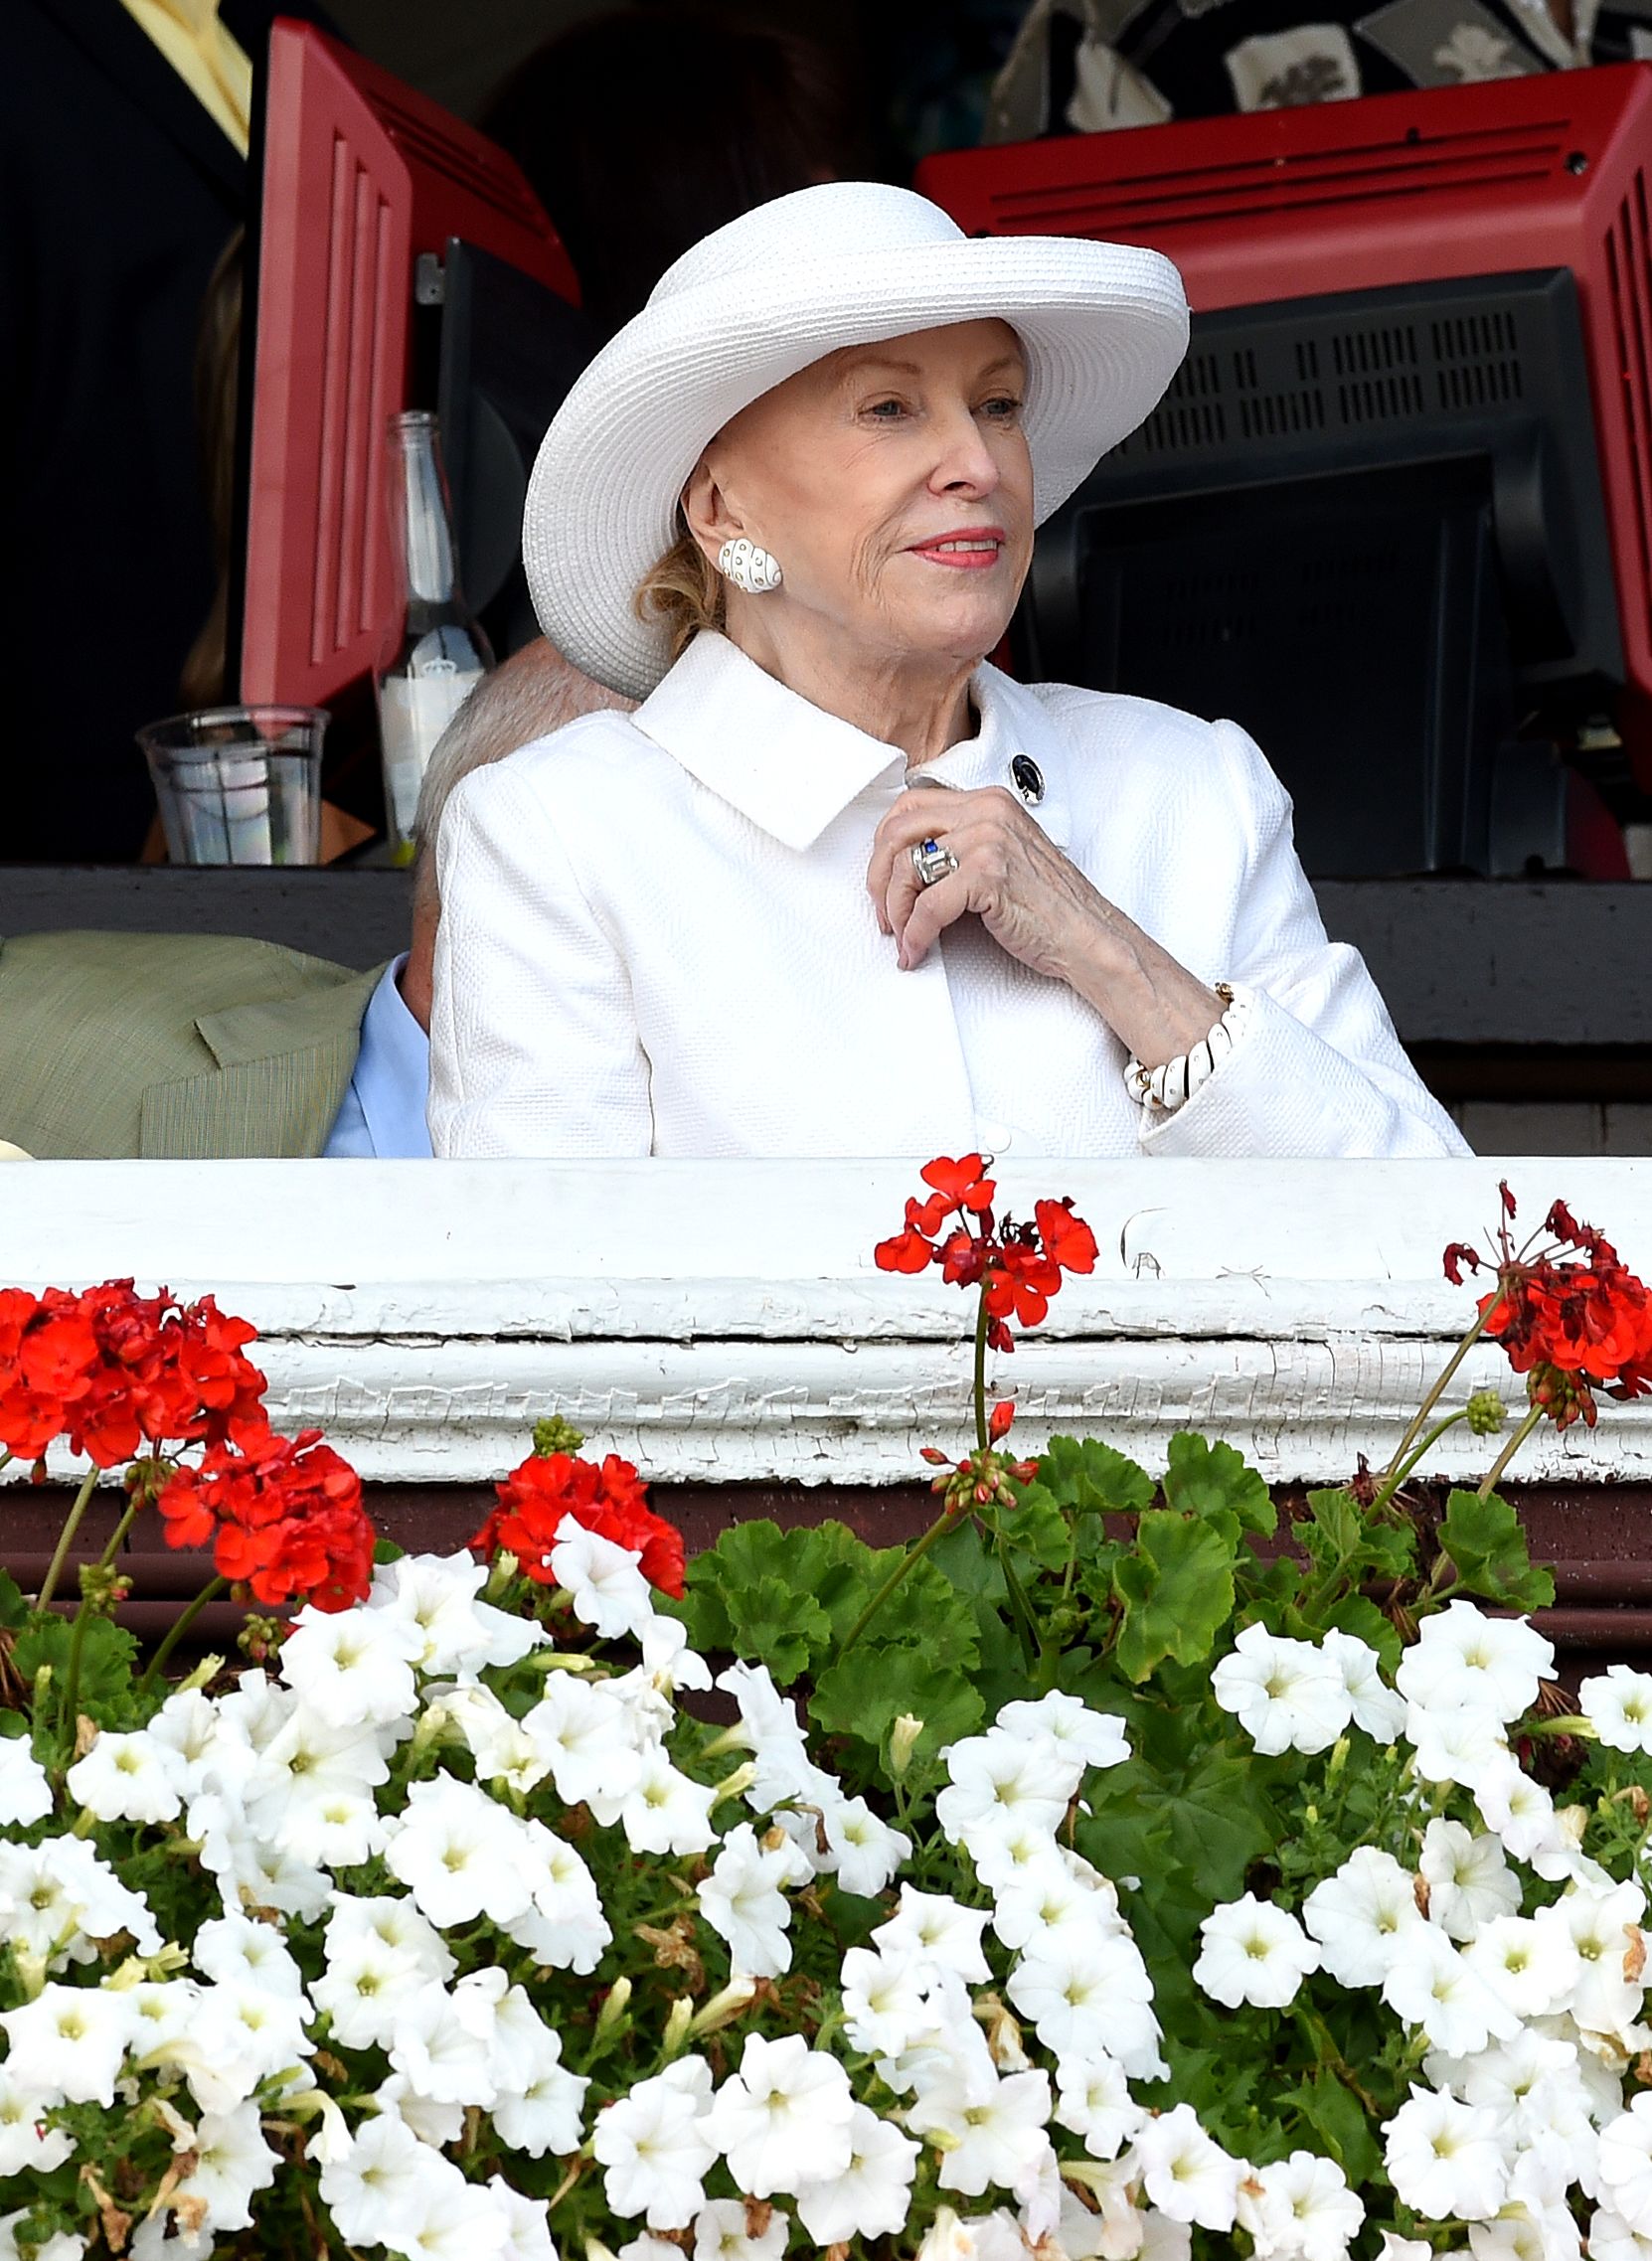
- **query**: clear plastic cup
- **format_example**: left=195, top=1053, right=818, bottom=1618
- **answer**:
left=136, top=706, right=327, bottom=867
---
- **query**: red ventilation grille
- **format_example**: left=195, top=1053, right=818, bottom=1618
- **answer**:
left=969, top=119, right=1571, bottom=240
left=1605, top=170, right=1652, bottom=653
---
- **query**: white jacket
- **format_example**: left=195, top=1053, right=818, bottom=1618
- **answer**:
left=429, top=631, right=1466, bottom=1161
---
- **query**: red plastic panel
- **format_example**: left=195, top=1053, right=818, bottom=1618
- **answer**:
left=241, top=21, right=578, bottom=712
left=918, top=66, right=1652, bottom=776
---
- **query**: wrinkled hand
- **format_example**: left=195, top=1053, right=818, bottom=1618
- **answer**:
left=865, top=783, right=1222, bottom=1064
left=867, top=785, right=1107, bottom=983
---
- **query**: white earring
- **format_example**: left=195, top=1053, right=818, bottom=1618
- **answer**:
left=718, top=537, right=783, bottom=594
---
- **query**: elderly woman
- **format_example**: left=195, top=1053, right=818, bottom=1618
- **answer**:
left=429, top=183, right=1464, bottom=1161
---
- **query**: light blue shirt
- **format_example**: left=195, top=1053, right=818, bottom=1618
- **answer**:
left=323, top=956, right=432, bottom=1158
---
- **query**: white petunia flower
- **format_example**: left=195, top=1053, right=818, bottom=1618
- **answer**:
left=1007, top=1930, right=1162, bottom=2067
left=618, top=1750, right=718, bottom=1858
left=1397, top=1601, right=1553, bottom=1723
left=388, top=1982, right=497, bottom=2108
left=487, top=2177, right=556, bottom=2261
left=1383, top=2085, right=1508, bottom=2220
left=1420, top=1819, right=1522, bottom=1941
left=0, top=1834, right=160, bottom=1966
left=691, top=2199, right=788, bottom=2261
left=279, top=1602, right=420, bottom=1727
left=696, top=1823, right=811, bottom=1978
left=1592, top=2210, right=1652, bottom=2261
left=0, top=2063, right=73, bottom=2175
left=278, top=1782, right=389, bottom=1872
left=872, top=1886, right=992, bottom=1983
left=795, top=2102, right=919, bottom=2243
left=503, top=1822, right=612, bottom=1973
left=374, top=2073, right=465, bottom=2148
left=1474, top=1756, right=1572, bottom=1871
left=907, top=2066, right=1055, bottom=2202
left=172, top=2101, right=281, bottom=2232
left=389, top=2170, right=513, bottom=2261
left=1303, top=1848, right=1424, bottom=1987
left=521, top=1676, right=643, bottom=1818
left=0, top=1983, right=134, bottom=2105
left=935, top=1725, right=1081, bottom=1853
left=705, top=2032, right=855, bottom=2198
left=996, top=1692, right=1131, bottom=1772
left=386, top=1776, right=535, bottom=1928
left=318, top=2110, right=454, bottom=2248
left=716, top=1662, right=839, bottom=1813
left=1383, top=1923, right=1521, bottom=2055
left=1583, top=1668, right=1652, bottom=1755
left=1537, top=1878, right=1648, bottom=2040
left=1599, top=2095, right=1652, bottom=2234
left=1054, top=2051, right=1145, bottom=2159
left=593, top=2062, right=718, bottom=2228
left=819, top=1796, right=909, bottom=1897
left=1239, top=2150, right=1365, bottom=2261
left=326, top=1893, right=455, bottom=1981
left=369, top=1549, right=545, bottom=1677
left=0, top=1734, right=53, bottom=1826
left=425, top=1685, right=547, bottom=1797
left=313, top=1932, right=433, bottom=2048
left=1405, top=1702, right=1508, bottom=1792
left=1464, top=1914, right=1579, bottom=2019
left=186, top=1979, right=313, bottom=2110
left=1133, top=2104, right=1242, bottom=2231
left=193, top=1911, right=306, bottom=1999
left=1319, top=1632, right=1406, bottom=1744
left=839, top=1946, right=935, bottom=2058
left=1212, top=1624, right=1348, bottom=1756
left=67, top=1728, right=182, bottom=1825
left=1193, top=1894, right=1320, bottom=2010
left=550, top=1517, right=657, bottom=1642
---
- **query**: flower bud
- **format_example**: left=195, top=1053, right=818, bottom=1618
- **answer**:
left=592, top=1977, right=632, bottom=2045
left=484, top=1549, right=521, bottom=1601
left=711, top=1761, right=757, bottom=1811
left=1465, top=1389, right=1507, bottom=1436
left=661, top=1996, right=695, bottom=2057
left=175, top=1653, right=225, bottom=1695
left=700, top=1722, right=754, bottom=1760
left=690, top=1977, right=758, bottom=2036
left=534, top=1415, right=587, bottom=1458
left=889, top=1714, right=924, bottom=1778
left=1327, top=1734, right=1351, bottom=1778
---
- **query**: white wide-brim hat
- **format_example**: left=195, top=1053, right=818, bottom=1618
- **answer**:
left=523, top=180, right=1190, bottom=700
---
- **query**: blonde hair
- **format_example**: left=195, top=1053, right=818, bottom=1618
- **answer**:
left=634, top=518, right=726, bottom=662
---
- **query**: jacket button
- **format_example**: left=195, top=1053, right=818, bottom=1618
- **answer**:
left=1011, top=754, right=1045, bottom=805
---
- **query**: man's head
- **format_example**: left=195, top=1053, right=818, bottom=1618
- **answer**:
left=400, top=639, right=635, bottom=1029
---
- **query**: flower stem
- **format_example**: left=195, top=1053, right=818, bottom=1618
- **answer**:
left=97, top=1496, right=142, bottom=1572
left=1477, top=1402, right=1545, bottom=1499
left=1367, top=1409, right=1470, bottom=1518
left=139, top=1577, right=228, bottom=1692
left=973, top=1277, right=992, bottom=1454
left=1382, top=1309, right=1491, bottom=1484
left=838, top=1511, right=954, bottom=1657
left=36, top=1467, right=102, bottom=1614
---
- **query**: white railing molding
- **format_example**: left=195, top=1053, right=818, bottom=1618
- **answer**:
left=3, top=1157, right=1649, bottom=1487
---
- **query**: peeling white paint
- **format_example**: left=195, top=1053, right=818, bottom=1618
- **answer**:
left=3, top=1157, right=1649, bottom=1487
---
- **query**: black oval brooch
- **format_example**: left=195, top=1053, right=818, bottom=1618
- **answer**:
left=1011, top=753, right=1045, bottom=805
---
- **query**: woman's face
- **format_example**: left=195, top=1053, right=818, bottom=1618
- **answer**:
left=688, top=318, right=1035, bottom=671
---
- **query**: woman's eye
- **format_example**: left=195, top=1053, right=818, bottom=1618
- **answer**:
left=981, top=396, right=1024, bottom=420
left=865, top=398, right=909, bottom=419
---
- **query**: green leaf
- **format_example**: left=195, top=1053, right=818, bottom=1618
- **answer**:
left=372, top=1536, right=406, bottom=1565
left=995, top=1485, right=1073, bottom=1571
left=13, top=1613, right=139, bottom=1724
left=0, top=1572, right=26, bottom=1631
left=860, top=1554, right=981, bottom=1670
left=1292, top=2068, right=1383, bottom=2186
left=717, top=1576, right=832, bottom=1685
left=680, top=1520, right=875, bottom=1680
left=1435, top=1488, right=1556, bottom=1612
left=1299, top=1488, right=1363, bottom=1574
left=1165, top=1432, right=1276, bottom=1536
left=1036, top=1434, right=1155, bottom=1517
left=1112, top=1510, right=1237, bottom=1682
left=810, top=1645, right=983, bottom=1761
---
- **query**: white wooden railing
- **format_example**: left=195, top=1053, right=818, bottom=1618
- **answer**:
left=3, top=1158, right=1650, bottom=1488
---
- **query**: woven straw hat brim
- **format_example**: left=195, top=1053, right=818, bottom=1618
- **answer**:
left=523, top=233, right=1189, bottom=700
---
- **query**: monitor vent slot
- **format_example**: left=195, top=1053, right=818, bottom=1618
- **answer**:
left=313, top=134, right=396, bottom=666
left=1605, top=167, right=1652, bottom=652
left=1430, top=308, right=1525, bottom=408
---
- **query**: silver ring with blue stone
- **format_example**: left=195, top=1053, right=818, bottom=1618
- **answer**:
left=910, top=837, right=959, bottom=888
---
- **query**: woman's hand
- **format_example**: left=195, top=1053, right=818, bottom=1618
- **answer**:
left=866, top=783, right=1224, bottom=1067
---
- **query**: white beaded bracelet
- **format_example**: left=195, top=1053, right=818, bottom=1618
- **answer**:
left=1125, top=982, right=1248, bottom=1115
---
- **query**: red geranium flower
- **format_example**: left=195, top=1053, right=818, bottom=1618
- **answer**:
left=158, top=1428, right=373, bottom=1612
left=472, top=1448, right=685, bottom=1599
left=874, top=1157, right=1096, bottom=1354
left=1445, top=1185, right=1652, bottom=1430
left=0, top=1280, right=266, bottom=1469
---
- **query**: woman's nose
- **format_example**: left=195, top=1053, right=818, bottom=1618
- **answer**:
left=927, top=406, right=1002, bottom=496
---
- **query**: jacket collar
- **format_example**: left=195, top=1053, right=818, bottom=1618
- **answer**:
left=632, top=631, right=1071, bottom=852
